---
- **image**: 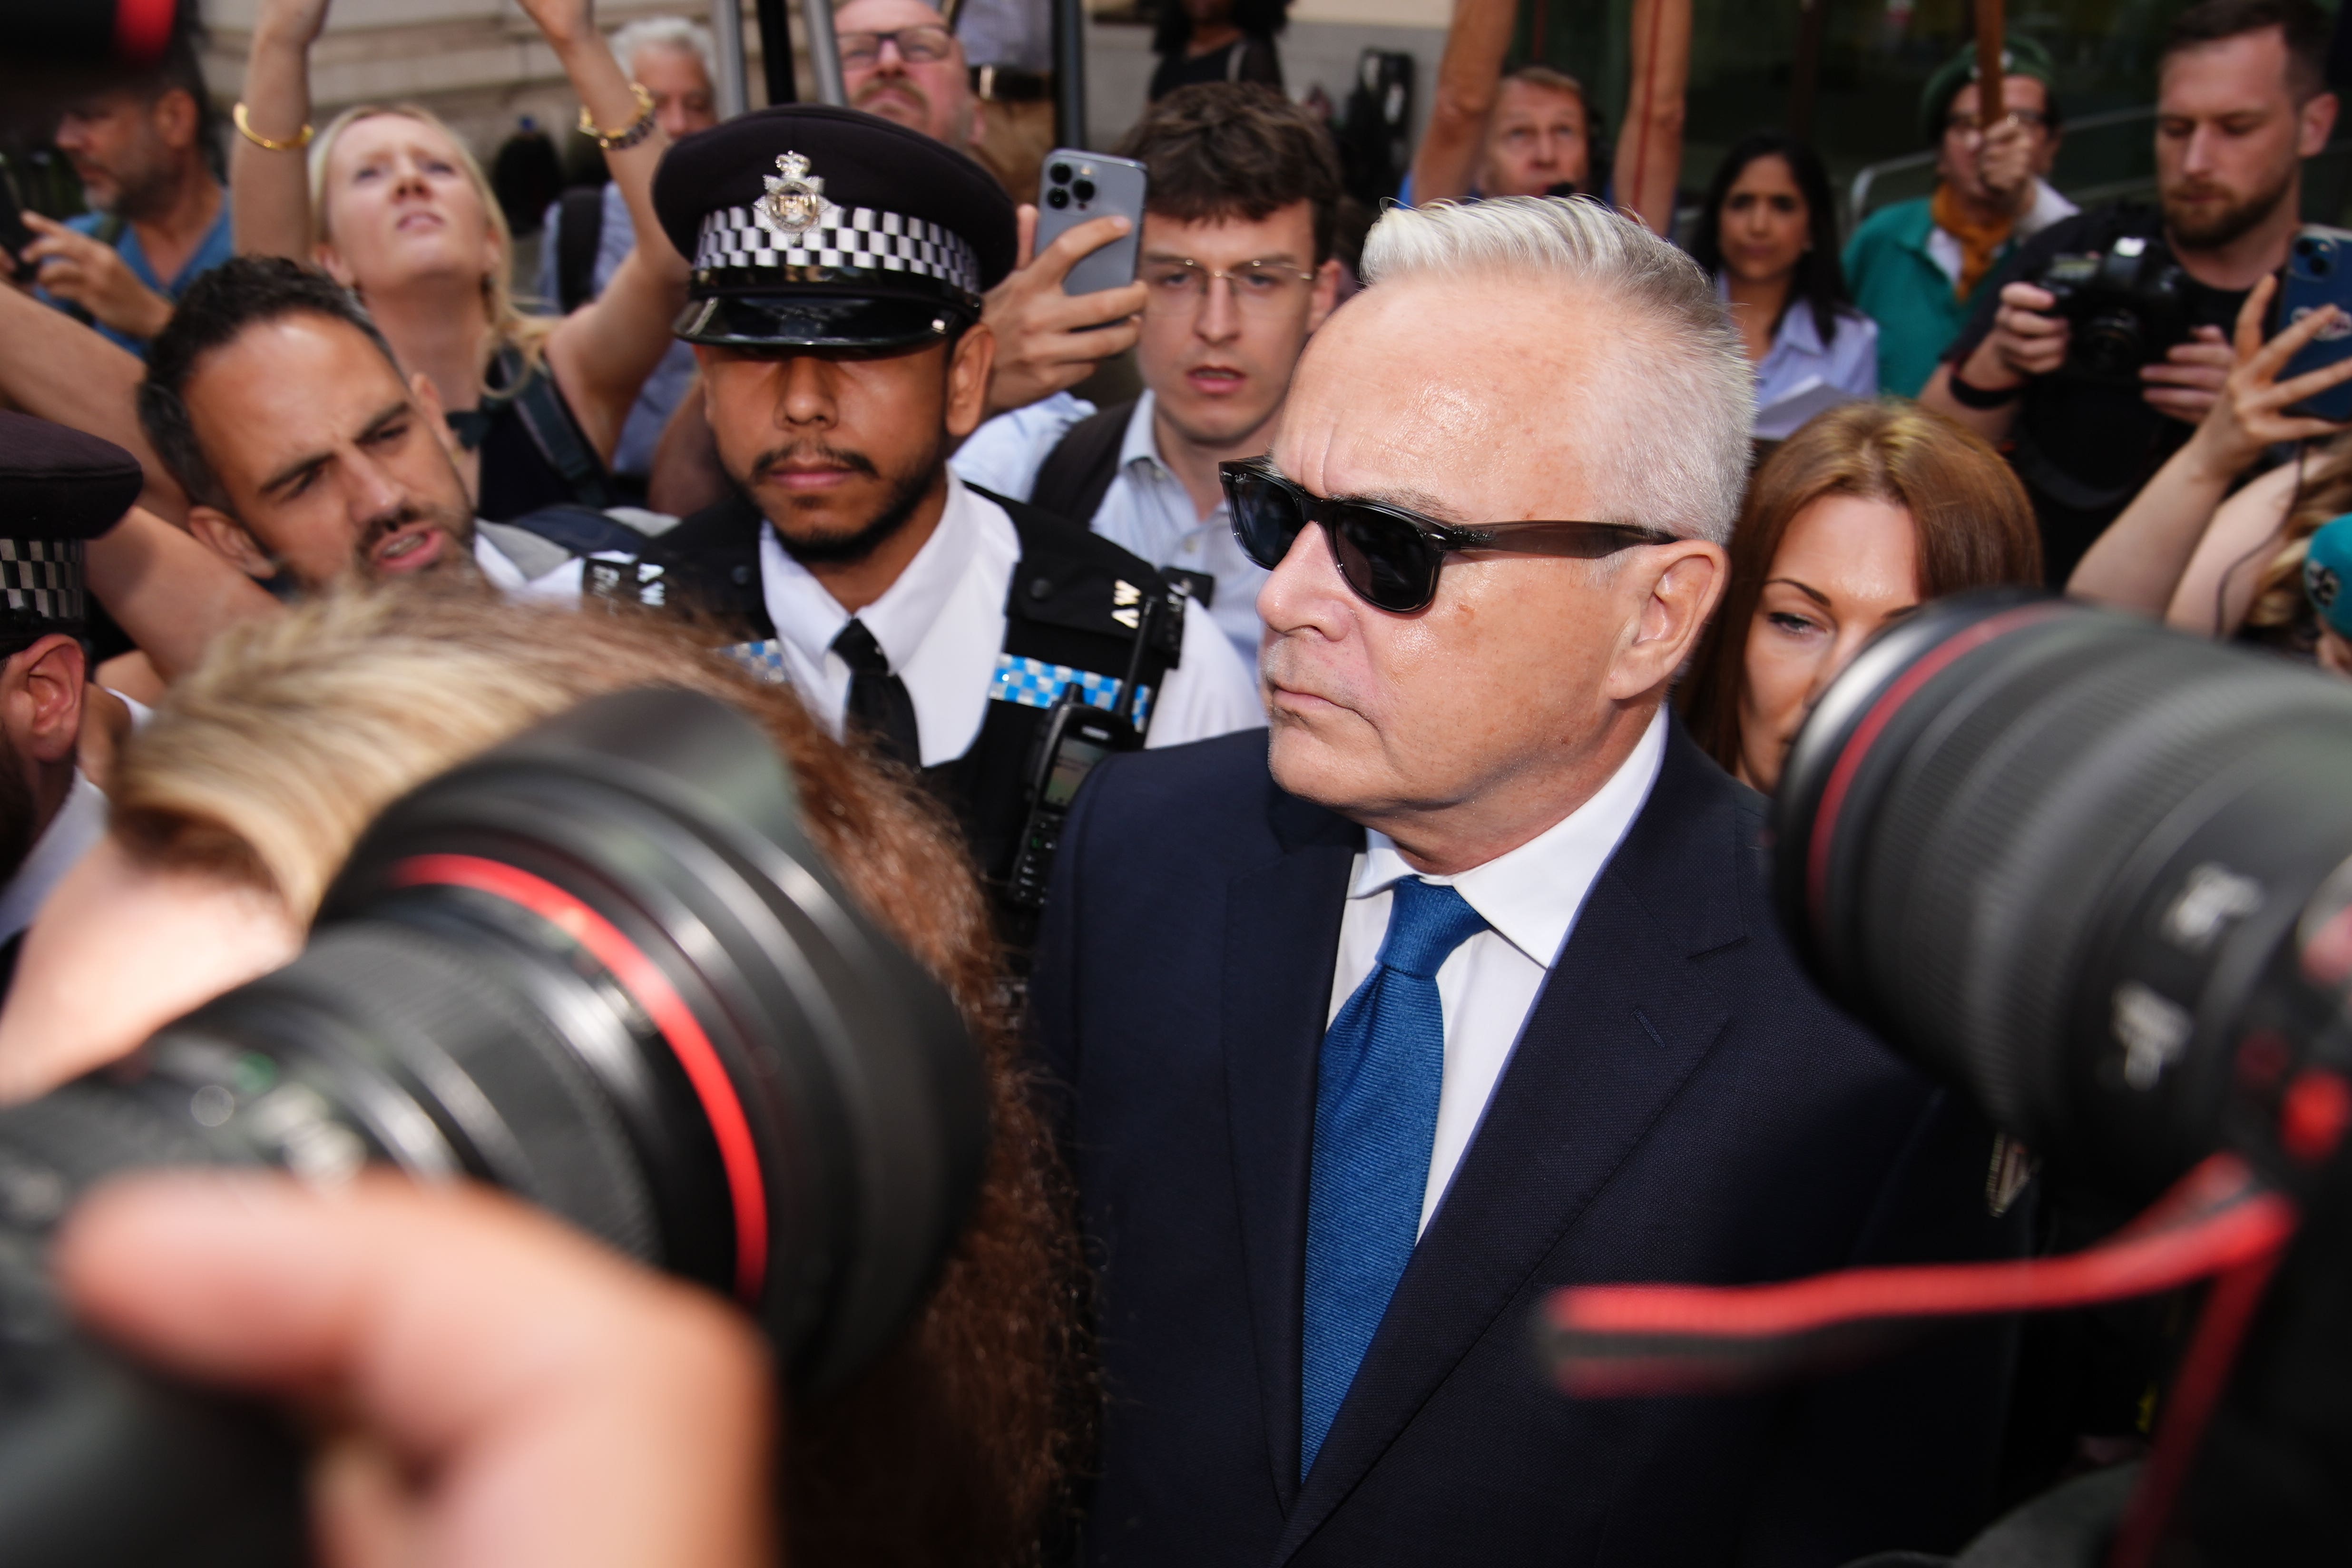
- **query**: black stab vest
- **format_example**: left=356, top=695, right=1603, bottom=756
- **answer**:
left=593, top=485, right=1186, bottom=889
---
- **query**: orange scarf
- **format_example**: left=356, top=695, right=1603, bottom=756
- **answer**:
left=1931, top=182, right=2016, bottom=300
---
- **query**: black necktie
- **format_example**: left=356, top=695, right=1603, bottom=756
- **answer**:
left=831, top=618, right=921, bottom=768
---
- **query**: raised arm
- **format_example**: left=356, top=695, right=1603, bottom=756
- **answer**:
left=1612, top=0, right=1689, bottom=235
left=2071, top=280, right=2352, bottom=616
left=0, top=285, right=186, bottom=521
left=232, top=0, right=333, bottom=263
left=1410, top=0, right=1516, bottom=207
left=531, top=0, right=691, bottom=465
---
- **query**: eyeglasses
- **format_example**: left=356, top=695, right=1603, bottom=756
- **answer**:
left=838, top=25, right=957, bottom=68
left=1219, top=457, right=1675, bottom=614
left=1943, top=108, right=2050, bottom=137
left=1140, top=258, right=1318, bottom=317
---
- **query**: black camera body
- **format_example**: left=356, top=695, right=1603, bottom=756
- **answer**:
left=2033, top=235, right=2194, bottom=383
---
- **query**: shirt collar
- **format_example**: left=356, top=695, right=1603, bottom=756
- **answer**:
left=1714, top=273, right=1829, bottom=363
left=1120, top=388, right=1166, bottom=477
left=0, top=769, right=108, bottom=943
left=759, top=472, right=981, bottom=673
left=1349, top=707, right=1669, bottom=969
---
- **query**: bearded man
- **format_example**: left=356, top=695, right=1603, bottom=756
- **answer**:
left=1922, top=0, right=2339, bottom=584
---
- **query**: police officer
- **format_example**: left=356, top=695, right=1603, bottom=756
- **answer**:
left=0, top=414, right=146, bottom=992
left=619, top=105, right=1261, bottom=903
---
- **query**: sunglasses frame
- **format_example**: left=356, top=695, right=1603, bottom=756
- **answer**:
left=1219, top=456, right=1679, bottom=614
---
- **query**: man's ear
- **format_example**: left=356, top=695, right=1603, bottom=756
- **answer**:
left=945, top=323, right=997, bottom=441
left=186, top=504, right=279, bottom=581
left=152, top=88, right=199, bottom=154
left=1307, top=258, right=1344, bottom=333
left=8, top=635, right=88, bottom=767
left=2303, top=91, right=2340, bottom=157
left=1603, top=539, right=1727, bottom=703
left=409, top=371, right=463, bottom=463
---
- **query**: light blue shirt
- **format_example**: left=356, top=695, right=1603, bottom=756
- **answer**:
left=952, top=390, right=1269, bottom=669
left=536, top=182, right=697, bottom=480
left=1717, top=275, right=1879, bottom=441
left=54, top=201, right=233, bottom=356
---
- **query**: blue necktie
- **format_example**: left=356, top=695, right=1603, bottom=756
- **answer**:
left=1301, top=877, right=1489, bottom=1478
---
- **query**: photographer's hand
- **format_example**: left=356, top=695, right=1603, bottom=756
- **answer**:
left=2141, top=325, right=2235, bottom=424
left=2071, top=277, right=2352, bottom=617
left=1976, top=281, right=2070, bottom=382
left=19, top=215, right=175, bottom=342
left=56, top=1172, right=777, bottom=1568
left=980, top=206, right=1147, bottom=419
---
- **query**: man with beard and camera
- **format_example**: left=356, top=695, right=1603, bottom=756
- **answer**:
left=619, top=106, right=1258, bottom=899
left=137, top=257, right=647, bottom=598
left=1922, top=0, right=2339, bottom=585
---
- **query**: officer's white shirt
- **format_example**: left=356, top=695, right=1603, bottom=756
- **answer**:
left=755, top=474, right=1263, bottom=768
left=1330, top=707, right=1666, bottom=1237
left=953, top=390, right=1269, bottom=670
left=0, top=693, right=154, bottom=947
left=474, top=534, right=588, bottom=600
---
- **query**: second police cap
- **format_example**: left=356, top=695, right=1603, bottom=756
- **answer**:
left=0, top=411, right=142, bottom=650
left=655, top=103, right=1019, bottom=353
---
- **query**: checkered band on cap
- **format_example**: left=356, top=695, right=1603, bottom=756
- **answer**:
left=0, top=539, right=84, bottom=628
left=695, top=204, right=983, bottom=297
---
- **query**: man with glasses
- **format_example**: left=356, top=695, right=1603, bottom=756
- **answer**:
left=1029, top=196, right=2025, bottom=1566
left=1842, top=36, right=2073, bottom=398
left=617, top=106, right=1257, bottom=922
left=955, top=85, right=1343, bottom=666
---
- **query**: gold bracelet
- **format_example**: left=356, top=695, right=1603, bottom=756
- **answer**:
left=578, top=82, right=658, bottom=152
left=233, top=100, right=314, bottom=153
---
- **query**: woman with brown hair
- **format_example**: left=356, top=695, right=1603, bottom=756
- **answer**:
left=1679, top=401, right=2042, bottom=793
left=0, top=587, right=1086, bottom=1568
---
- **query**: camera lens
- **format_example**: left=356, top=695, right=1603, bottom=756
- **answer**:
left=1047, top=161, right=1071, bottom=184
left=1072, top=179, right=1096, bottom=203
left=1774, top=594, right=2352, bottom=1201
left=0, top=689, right=989, bottom=1392
left=1045, top=187, right=1069, bottom=210
left=2074, top=313, right=2146, bottom=383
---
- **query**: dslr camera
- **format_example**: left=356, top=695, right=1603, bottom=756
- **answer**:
left=2033, top=234, right=2193, bottom=382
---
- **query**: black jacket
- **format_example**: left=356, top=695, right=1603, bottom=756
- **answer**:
left=1029, top=720, right=2028, bottom=1567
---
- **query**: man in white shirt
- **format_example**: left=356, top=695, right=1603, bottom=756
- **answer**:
left=952, top=85, right=1344, bottom=666
left=1030, top=197, right=2027, bottom=1566
left=136, top=259, right=604, bottom=599
left=620, top=106, right=1258, bottom=908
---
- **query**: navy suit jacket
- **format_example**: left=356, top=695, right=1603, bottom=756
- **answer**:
left=1030, top=721, right=2026, bottom=1568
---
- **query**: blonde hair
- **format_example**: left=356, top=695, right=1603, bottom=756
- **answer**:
left=308, top=103, right=555, bottom=386
left=108, top=584, right=1090, bottom=1565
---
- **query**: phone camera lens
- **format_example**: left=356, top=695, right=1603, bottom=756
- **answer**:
left=2318, top=254, right=2335, bottom=276
left=1045, top=187, right=1070, bottom=210
left=1048, top=162, right=1072, bottom=185
left=1072, top=179, right=1096, bottom=203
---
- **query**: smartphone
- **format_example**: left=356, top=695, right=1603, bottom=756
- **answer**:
left=0, top=157, right=39, bottom=283
left=1034, top=149, right=1147, bottom=299
left=2278, top=224, right=2352, bottom=421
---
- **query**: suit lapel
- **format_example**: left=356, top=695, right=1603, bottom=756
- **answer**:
left=1223, top=787, right=1359, bottom=1513
left=1270, top=727, right=1750, bottom=1562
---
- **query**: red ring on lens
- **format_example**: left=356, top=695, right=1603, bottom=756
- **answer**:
left=391, top=853, right=770, bottom=1303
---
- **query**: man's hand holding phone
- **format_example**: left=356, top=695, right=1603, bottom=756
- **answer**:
left=980, top=205, right=1148, bottom=419
left=20, top=213, right=175, bottom=341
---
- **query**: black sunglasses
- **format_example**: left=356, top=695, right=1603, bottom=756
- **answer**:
left=1219, top=457, right=1677, bottom=614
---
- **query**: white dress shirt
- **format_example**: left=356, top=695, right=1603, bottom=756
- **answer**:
left=474, top=533, right=589, bottom=600
left=755, top=475, right=1263, bottom=767
left=953, top=391, right=1271, bottom=669
left=0, top=692, right=152, bottom=945
left=1327, top=707, right=1667, bottom=1236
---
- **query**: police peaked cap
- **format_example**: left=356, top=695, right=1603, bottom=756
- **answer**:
left=656, top=104, right=1019, bottom=352
left=0, top=412, right=141, bottom=647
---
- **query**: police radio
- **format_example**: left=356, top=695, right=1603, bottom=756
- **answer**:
left=1003, top=595, right=1160, bottom=909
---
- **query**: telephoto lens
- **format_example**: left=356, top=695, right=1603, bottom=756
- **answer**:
left=1773, top=593, right=2352, bottom=1203
left=0, top=687, right=989, bottom=1567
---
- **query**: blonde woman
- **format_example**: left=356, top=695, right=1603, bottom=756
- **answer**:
left=1, top=587, right=1088, bottom=1568
left=233, top=0, right=689, bottom=519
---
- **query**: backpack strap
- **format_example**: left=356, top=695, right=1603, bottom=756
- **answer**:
left=1027, top=398, right=1136, bottom=532
left=493, top=502, right=654, bottom=559
left=489, top=345, right=623, bottom=510
left=555, top=185, right=608, bottom=314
